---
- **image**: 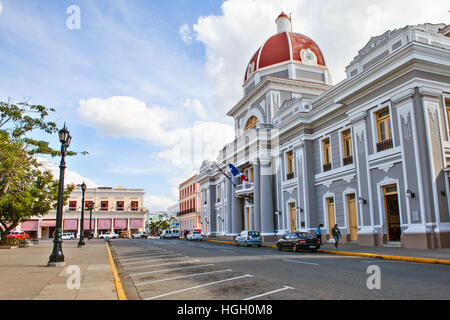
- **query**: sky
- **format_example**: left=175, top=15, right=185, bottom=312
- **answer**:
left=0, top=0, right=448, bottom=211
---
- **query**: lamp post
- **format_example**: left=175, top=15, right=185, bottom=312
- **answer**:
left=88, top=202, right=93, bottom=239
left=78, top=182, right=86, bottom=247
left=48, top=124, right=72, bottom=267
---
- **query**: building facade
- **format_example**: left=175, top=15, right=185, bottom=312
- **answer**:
left=179, top=175, right=201, bottom=232
left=15, top=186, right=147, bottom=238
left=197, top=13, right=450, bottom=249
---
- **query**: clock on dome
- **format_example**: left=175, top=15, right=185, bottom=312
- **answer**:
left=300, top=48, right=317, bottom=65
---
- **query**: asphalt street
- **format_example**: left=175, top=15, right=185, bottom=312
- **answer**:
left=110, top=238, right=450, bottom=300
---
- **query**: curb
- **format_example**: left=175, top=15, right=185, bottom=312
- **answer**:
left=203, top=239, right=450, bottom=265
left=105, top=242, right=127, bottom=300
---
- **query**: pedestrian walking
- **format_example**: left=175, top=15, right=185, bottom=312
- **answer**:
left=331, top=224, right=342, bottom=250
left=315, top=224, right=323, bottom=244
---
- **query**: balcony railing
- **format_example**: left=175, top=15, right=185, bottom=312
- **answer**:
left=343, top=156, right=353, bottom=166
left=323, top=163, right=332, bottom=172
left=376, top=139, right=393, bottom=152
left=286, top=172, right=294, bottom=180
left=179, top=208, right=195, bottom=215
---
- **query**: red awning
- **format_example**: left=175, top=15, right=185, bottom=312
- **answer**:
left=130, top=219, right=143, bottom=229
left=41, top=220, right=56, bottom=227
left=21, top=220, right=39, bottom=231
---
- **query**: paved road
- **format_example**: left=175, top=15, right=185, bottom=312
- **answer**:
left=110, top=239, right=450, bottom=300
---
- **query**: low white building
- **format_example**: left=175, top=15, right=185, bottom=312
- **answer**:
left=15, top=186, right=148, bottom=238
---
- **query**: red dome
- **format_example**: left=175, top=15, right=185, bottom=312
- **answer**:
left=244, top=32, right=326, bottom=83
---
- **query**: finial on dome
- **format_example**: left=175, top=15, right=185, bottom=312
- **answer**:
left=275, top=11, right=292, bottom=34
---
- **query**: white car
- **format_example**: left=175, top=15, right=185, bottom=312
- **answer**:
left=99, top=231, right=119, bottom=239
left=132, top=231, right=148, bottom=239
left=186, top=231, right=202, bottom=241
left=62, top=233, right=75, bottom=240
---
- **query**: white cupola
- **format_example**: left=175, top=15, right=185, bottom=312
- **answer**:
left=275, top=12, right=292, bottom=34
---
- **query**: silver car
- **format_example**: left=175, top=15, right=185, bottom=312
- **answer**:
left=235, top=230, right=262, bottom=247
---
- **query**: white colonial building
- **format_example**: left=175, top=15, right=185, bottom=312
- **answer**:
left=197, top=13, right=450, bottom=249
left=15, top=186, right=147, bottom=238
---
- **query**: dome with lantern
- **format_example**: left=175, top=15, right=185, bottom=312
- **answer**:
left=243, top=12, right=331, bottom=88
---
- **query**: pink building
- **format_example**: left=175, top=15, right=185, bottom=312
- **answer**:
left=179, top=175, right=201, bottom=233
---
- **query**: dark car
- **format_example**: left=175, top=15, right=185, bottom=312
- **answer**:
left=277, top=232, right=320, bottom=252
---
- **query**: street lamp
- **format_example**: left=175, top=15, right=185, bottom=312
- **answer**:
left=78, top=182, right=86, bottom=247
left=87, top=201, right=93, bottom=239
left=48, top=124, right=72, bottom=267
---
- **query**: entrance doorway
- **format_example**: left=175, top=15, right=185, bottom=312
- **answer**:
left=327, top=197, right=335, bottom=236
left=347, top=194, right=358, bottom=241
left=289, top=203, right=297, bottom=232
left=384, top=185, right=401, bottom=241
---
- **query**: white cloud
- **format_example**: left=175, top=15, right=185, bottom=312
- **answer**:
left=190, top=0, right=449, bottom=113
left=0, top=2, right=3, bottom=16
left=35, top=157, right=100, bottom=188
left=145, top=194, right=177, bottom=212
left=179, top=24, right=194, bottom=44
left=78, top=96, right=234, bottom=169
left=183, top=98, right=208, bottom=120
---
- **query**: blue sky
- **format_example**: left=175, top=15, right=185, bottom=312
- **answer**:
left=0, top=0, right=448, bottom=210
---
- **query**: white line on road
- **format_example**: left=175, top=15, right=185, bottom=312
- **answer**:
left=282, top=259, right=319, bottom=266
left=117, top=248, right=164, bottom=254
left=220, top=249, right=234, bottom=253
left=144, top=274, right=253, bottom=300
left=242, top=286, right=295, bottom=300
left=120, top=253, right=179, bottom=262
left=121, top=256, right=189, bottom=265
left=118, top=250, right=169, bottom=257
left=129, top=264, right=215, bottom=277
left=125, top=260, right=200, bottom=270
left=360, top=260, right=400, bottom=263
left=135, top=269, right=232, bottom=286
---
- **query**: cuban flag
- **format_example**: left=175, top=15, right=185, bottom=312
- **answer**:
left=228, top=164, right=249, bottom=186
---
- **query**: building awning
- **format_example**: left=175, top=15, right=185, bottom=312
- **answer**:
left=130, top=219, right=143, bottom=229
left=63, top=219, right=78, bottom=231
left=114, top=219, right=127, bottom=229
left=40, top=220, right=56, bottom=227
left=98, top=219, right=112, bottom=230
left=21, top=220, right=39, bottom=231
left=83, top=220, right=95, bottom=230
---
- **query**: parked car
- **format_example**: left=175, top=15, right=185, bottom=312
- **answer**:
left=132, top=231, right=148, bottom=239
left=186, top=231, right=202, bottom=241
left=235, top=230, right=262, bottom=247
left=120, top=230, right=130, bottom=238
left=160, top=230, right=171, bottom=239
left=277, top=232, right=320, bottom=252
left=170, top=229, right=180, bottom=239
left=99, top=231, right=119, bottom=239
left=62, top=233, right=75, bottom=240
left=7, top=231, right=29, bottom=240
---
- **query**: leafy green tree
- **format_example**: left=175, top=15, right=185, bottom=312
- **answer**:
left=0, top=100, right=82, bottom=242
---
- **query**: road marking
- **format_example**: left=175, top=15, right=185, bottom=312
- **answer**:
left=121, top=256, right=189, bottom=265
left=282, top=259, right=319, bottom=266
left=120, top=253, right=179, bottom=262
left=135, top=269, right=232, bottom=286
left=117, top=248, right=163, bottom=254
left=144, top=274, right=253, bottom=300
left=129, top=264, right=215, bottom=277
left=360, top=260, right=400, bottom=263
left=125, top=260, right=200, bottom=270
left=220, top=249, right=234, bottom=253
left=117, top=250, right=168, bottom=256
left=242, top=286, right=295, bottom=300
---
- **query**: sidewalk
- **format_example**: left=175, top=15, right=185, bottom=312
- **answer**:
left=205, top=237, right=450, bottom=263
left=0, top=239, right=117, bottom=300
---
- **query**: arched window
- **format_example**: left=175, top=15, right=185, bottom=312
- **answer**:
left=244, top=116, right=259, bottom=132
